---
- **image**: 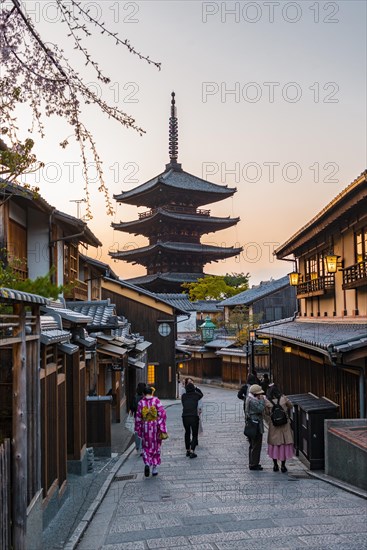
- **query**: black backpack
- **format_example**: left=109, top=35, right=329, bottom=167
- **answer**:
left=270, top=398, right=288, bottom=426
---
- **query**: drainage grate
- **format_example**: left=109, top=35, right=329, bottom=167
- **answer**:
left=114, top=474, right=137, bottom=481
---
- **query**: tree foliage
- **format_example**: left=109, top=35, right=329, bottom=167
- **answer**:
left=182, top=273, right=250, bottom=301
left=0, top=0, right=160, bottom=217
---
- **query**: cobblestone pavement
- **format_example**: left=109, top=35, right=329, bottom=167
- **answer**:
left=76, top=386, right=367, bottom=550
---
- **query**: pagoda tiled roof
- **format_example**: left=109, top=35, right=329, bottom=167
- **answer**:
left=110, top=241, right=242, bottom=262
left=112, top=209, right=240, bottom=234
left=113, top=167, right=237, bottom=207
left=125, top=272, right=205, bottom=286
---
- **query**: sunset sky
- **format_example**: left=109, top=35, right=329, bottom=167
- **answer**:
left=18, top=0, right=366, bottom=286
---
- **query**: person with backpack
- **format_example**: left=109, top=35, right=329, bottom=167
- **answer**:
left=265, top=384, right=294, bottom=472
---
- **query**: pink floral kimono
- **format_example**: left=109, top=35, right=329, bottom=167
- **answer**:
left=135, top=396, right=167, bottom=467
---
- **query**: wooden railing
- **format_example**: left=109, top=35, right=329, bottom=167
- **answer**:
left=343, top=260, right=367, bottom=289
left=139, top=205, right=210, bottom=219
left=0, top=438, right=11, bottom=550
left=65, top=279, right=88, bottom=301
left=296, top=274, right=335, bottom=297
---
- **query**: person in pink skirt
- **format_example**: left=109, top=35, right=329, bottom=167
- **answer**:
left=265, top=384, right=294, bottom=472
left=135, top=385, right=168, bottom=477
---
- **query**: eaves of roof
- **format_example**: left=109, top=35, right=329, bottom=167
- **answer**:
left=79, top=253, right=119, bottom=280
left=0, top=181, right=101, bottom=248
left=53, top=210, right=102, bottom=247
left=275, top=170, right=367, bottom=258
left=219, top=276, right=290, bottom=307
left=110, top=241, right=242, bottom=259
left=102, top=276, right=190, bottom=316
left=113, top=167, right=237, bottom=204
left=0, top=287, right=49, bottom=305
left=257, top=318, right=367, bottom=357
left=112, top=211, right=239, bottom=232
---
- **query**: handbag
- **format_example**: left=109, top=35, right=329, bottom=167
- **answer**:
left=125, top=414, right=135, bottom=433
left=159, top=432, right=169, bottom=440
left=244, top=417, right=259, bottom=439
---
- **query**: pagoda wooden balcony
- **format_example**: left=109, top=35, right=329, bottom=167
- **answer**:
left=296, top=274, right=335, bottom=298
left=343, top=260, right=367, bottom=290
left=139, top=205, right=210, bottom=219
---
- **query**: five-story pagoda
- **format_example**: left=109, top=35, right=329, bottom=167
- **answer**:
left=110, top=93, right=242, bottom=293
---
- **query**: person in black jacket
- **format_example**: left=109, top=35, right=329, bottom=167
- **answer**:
left=181, top=382, right=203, bottom=458
left=129, top=382, right=146, bottom=453
left=237, top=373, right=257, bottom=413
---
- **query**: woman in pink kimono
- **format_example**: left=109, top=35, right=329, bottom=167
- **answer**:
left=135, top=385, right=168, bottom=477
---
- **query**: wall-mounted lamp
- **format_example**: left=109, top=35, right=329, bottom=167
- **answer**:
left=288, top=272, right=300, bottom=286
left=325, top=254, right=343, bottom=273
left=284, top=346, right=292, bottom=353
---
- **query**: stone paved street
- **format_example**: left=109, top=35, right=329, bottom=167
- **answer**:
left=76, top=386, right=367, bottom=550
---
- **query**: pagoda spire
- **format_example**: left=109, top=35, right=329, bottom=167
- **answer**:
left=166, top=91, right=181, bottom=170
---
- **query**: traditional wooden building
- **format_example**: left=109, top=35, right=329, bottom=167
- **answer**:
left=110, top=93, right=242, bottom=292
left=0, top=181, right=101, bottom=297
left=0, top=288, right=47, bottom=550
left=220, top=275, right=297, bottom=324
left=258, top=170, right=367, bottom=418
left=101, top=277, right=189, bottom=399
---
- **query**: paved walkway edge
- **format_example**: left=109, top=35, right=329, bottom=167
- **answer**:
left=63, top=443, right=136, bottom=550
left=308, top=470, right=367, bottom=500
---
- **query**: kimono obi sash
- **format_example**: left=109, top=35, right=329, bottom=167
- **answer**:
left=141, top=405, right=158, bottom=422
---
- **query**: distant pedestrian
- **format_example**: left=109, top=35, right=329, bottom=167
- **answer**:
left=129, top=382, right=146, bottom=454
left=265, top=384, right=294, bottom=473
left=182, top=382, right=202, bottom=458
left=184, top=377, right=204, bottom=398
left=245, top=384, right=265, bottom=471
left=237, top=373, right=257, bottom=413
left=135, top=385, right=168, bottom=477
left=261, top=373, right=270, bottom=395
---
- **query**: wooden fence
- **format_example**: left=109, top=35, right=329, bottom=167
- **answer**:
left=0, top=438, right=11, bottom=550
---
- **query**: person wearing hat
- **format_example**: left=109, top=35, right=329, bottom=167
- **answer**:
left=245, top=383, right=265, bottom=471
left=135, top=385, right=168, bottom=477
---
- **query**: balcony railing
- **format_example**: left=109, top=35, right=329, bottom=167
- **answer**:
left=138, top=205, right=210, bottom=219
left=343, top=260, right=367, bottom=290
left=64, top=279, right=88, bottom=301
left=296, top=274, right=335, bottom=298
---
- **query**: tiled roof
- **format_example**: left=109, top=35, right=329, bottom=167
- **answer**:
left=42, top=305, right=92, bottom=324
left=112, top=211, right=239, bottom=232
left=53, top=211, right=101, bottom=247
left=0, top=287, right=49, bottom=305
left=66, top=299, right=118, bottom=329
left=126, top=272, right=203, bottom=286
left=204, top=339, right=235, bottom=349
left=192, top=300, right=223, bottom=312
left=154, top=293, right=194, bottom=312
left=114, top=168, right=236, bottom=204
left=103, top=277, right=192, bottom=315
left=79, top=254, right=119, bottom=280
left=110, top=241, right=242, bottom=260
left=258, top=319, right=367, bottom=354
left=219, top=276, right=290, bottom=306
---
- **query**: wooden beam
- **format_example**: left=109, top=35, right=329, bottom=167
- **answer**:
left=12, top=303, right=27, bottom=549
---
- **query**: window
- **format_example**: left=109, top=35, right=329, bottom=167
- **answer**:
left=305, top=251, right=327, bottom=280
left=355, top=227, right=367, bottom=263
